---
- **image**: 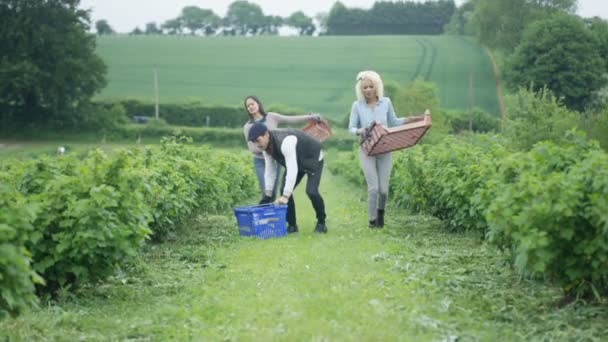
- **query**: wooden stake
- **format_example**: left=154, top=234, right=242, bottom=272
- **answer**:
left=154, top=65, right=159, bottom=120
left=468, top=74, right=473, bottom=131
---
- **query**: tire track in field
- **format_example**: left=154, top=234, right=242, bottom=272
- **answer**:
left=410, top=37, right=427, bottom=81
left=422, top=37, right=437, bottom=81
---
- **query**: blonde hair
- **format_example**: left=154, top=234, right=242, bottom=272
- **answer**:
left=355, top=70, right=384, bottom=102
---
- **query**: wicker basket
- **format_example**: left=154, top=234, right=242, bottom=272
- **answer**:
left=361, top=113, right=432, bottom=156
left=302, top=119, right=332, bottom=142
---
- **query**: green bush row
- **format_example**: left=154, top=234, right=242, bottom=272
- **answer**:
left=392, top=132, right=607, bottom=298
left=391, top=134, right=509, bottom=234
left=0, top=137, right=256, bottom=316
left=331, top=131, right=607, bottom=299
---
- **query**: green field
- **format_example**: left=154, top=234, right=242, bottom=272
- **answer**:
left=95, top=35, right=500, bottom=120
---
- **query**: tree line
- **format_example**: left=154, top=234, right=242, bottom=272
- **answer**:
left=326, top=1, right=455, bottom=35
left=95, top=0, right=457, bottom=37
left=96, top=1, right=316, bottom=36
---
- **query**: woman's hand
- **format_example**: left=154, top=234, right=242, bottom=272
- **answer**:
left=309, top=112, right=322, bottom=123
left=405, top=110, right=430, bottom=124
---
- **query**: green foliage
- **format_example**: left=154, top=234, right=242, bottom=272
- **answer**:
left=140, top=137, right=254, bottom=239
left=341, top=127, right=608, bottom=299
left=392, top=78, right=440, bottom=116
left=0, top=185, right=43, bottom=317
left=0, top=0, right=107, bottom=127
left=391, top=79, right=451, bottom=144
left=326, top=147, right=365, bottom=187
left=484, top=134, right=608, bottom=298
left=326, top=1, right=455, bottom=35
left=579, top=107, right=608, bottom=150
left=391, top=134, right=508, bottom=235
left=2, top=151, right=608, bottom=337
left=180, top=6, right=221, bottom=35
left=286, top=11, right=315, bottom=35
left=506, top=14, right=606, bottom=110
left=0, top=138, right=257, bottom=310
left=446, top=108, right=500, bottom=134
left=95, top=20, right=114, bottom=35
left=225, top=1, right=266, bottom=35
left=502, top=87, right=579, bottom=151
left=471, top=0, right=576, bottom=52
left=111, top=100, right=245, bottom=128
left=15, top=151, right=152, bottom=292
left=111, top=124, right=249, bottom=148
left=443, top=1, right=475, bottom=35
left=77, top=102, right=129, bottom=130
left=587, top=17, right=608, bottom=72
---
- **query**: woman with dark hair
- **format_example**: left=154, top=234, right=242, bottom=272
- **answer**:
left=242, top=95, right=321, bottom=201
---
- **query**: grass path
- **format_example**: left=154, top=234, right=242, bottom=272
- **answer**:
left=3, top=171, right=607, bottom=341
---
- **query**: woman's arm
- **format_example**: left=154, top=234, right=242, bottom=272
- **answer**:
left=386, top=98, right=407, bottom=127
left=348, top=102, right=362, bottom=135
left=268, top=112, right=317, bottom=126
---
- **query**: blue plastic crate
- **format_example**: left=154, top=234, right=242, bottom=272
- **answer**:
left=233, top=204, right=287, bottom=239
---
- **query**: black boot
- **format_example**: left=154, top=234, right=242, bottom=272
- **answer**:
left=377, top=209, right=385, bottom=228
left=314, top=222, right=327, bottom=234
left=369, top=220, right=378, bottom=229
left=287, top=225, right=299, bottom=233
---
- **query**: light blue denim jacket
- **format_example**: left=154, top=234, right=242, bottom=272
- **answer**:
left=348, top=97, right=406, bottom=134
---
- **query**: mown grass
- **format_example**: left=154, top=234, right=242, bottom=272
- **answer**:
left=2, top=166, right=606, bottom=341
left=95, top=35, right=500, bottom=119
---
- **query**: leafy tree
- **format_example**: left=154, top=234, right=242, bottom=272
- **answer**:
left=260, top=15, right=283, bottom=35
left=179, top=6, right=220, bottom=35
left=225, top=0, right=265, bottom=35
left=444, top=0, right=475, bottom=35
left=130, top=27, right=143, bottom=35
left=0, top=0, right=107, bottom=128
left=587, top=17, right=608, bottom=72
left=506, top=14, right=605, bottom=110
left=315, top=12, right=329, bottom=35
left=326, top=2, right=355, bottom=35
left=326, top=1, right=455, bottom=35
left=161, top=18, right=183, bottom=35
left=286, top=11, right=315, bottom=36
left=95, top=19, right=114, bottom=35
left=471, top=0, right=576, bottom=51
left=144, top=22, right=162, bottom=35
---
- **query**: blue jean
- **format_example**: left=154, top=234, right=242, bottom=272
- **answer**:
left=253, top=157, right=280, bottom=197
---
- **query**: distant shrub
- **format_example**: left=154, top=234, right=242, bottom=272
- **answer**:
left=580, top=107, right=608, bottom=150
left=446, top=108, right=500, bottom=134
left=503, top=87, right=578, bottom=151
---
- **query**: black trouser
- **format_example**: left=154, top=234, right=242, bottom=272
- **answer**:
left=282, top=160, right=326, bottom=226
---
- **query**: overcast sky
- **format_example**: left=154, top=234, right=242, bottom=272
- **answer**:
left=79, top=0, right=608, bottom=33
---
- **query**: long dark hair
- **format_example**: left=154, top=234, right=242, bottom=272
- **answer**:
left=244, top=95, right=267, bottom=123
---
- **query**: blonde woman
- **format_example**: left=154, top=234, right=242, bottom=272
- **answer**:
left=348, top=71, right=424, bottom=228
left=242, top=95, right=321, bottom=202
